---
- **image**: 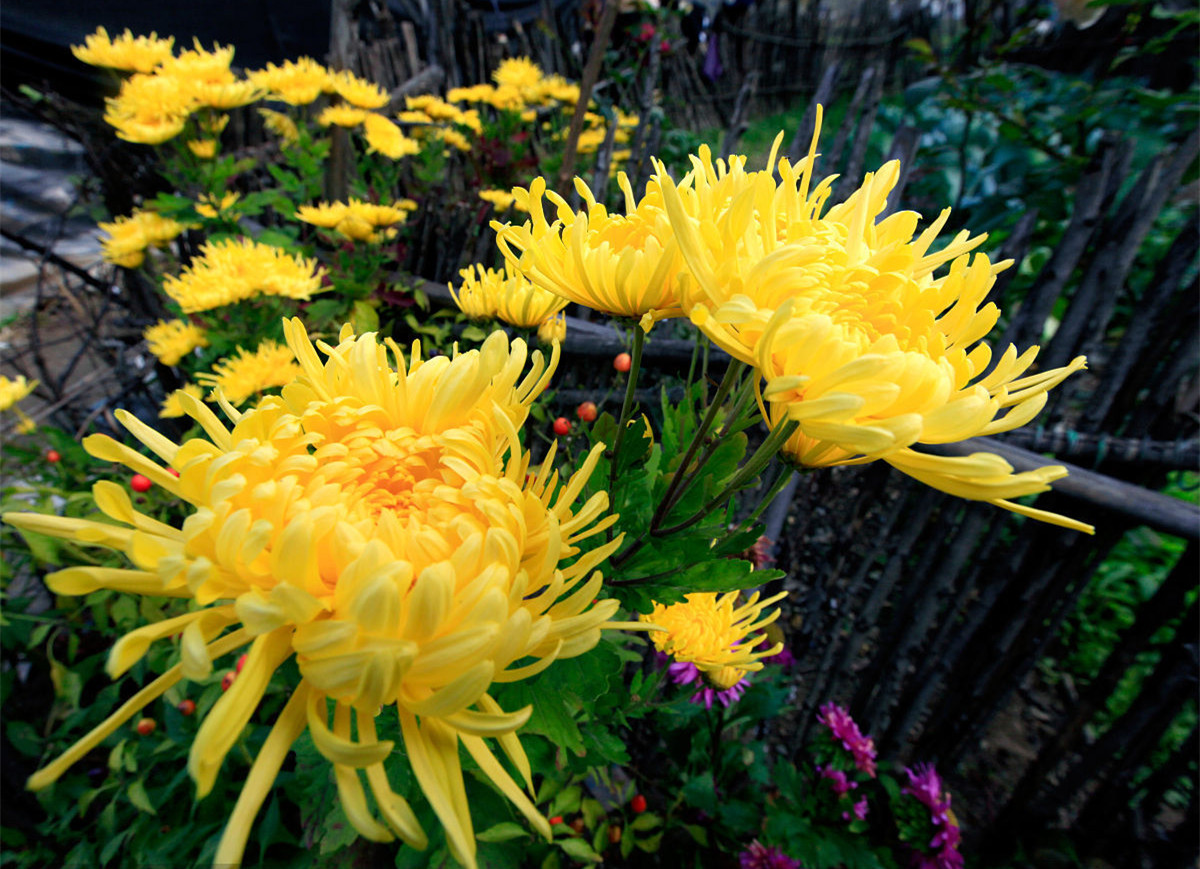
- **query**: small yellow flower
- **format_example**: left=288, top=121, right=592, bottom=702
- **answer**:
left=162, top=238, right=325, bottom=312
left=493, top=56, right=542, bottom=91
left=187, top=139, right=218, bottom=159
left=156, top=39, right=236, bottom=85
left=144, top=319, right=209, bottom=366
left=642, top=592, right=785, bottom=689
left=103, top=72, right=194, bottom=144
left=248, top=57, right=332, bottom=105
left=196, top=340, right=303, bottom=405
left=363, top=113, right=420, bottom=159
left=160, top=383, right=206, bottom=418
left=258, top=108, right=301, bottom=146
left=296, top=199, right=411, bottom=243
left=329, top=69, right=390, bottom=109
left=479, top=189, right=516, bottom=212
left=450, top=262, right=568, bottom=328
left=0, top=375, right=37, bottom=412
left=434, top=127, right=472, bottom=153
left=4, top=319, right=625, bottom=869
left=405, top=94, right=460, bottom=121
left=189, top=79, right=261, bottom=110
left=71, top=27, right=175, bottom=73
left=317, top=104, right=369, bottom=128
left=99, top=209, right=185, bottom=268
left=494, top=174, right=684, bottom=327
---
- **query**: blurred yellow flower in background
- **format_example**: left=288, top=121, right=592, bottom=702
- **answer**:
left=144, top=319, right=209, bottom=366
left=0, top=375, right=37, bottom=412
left=248, top=57, right=332, bottom=105
left=162, top=238, right=325, bottom=312
left=196, top=339, right=302, bottom=405
left=71, top=27, right=175, bottom=73
left=159, top=383, right=206, bottom=418
left=99, top=209, right=185, bottom=268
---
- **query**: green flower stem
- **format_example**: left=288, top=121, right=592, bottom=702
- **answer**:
left=654, top=418, right=800, bottom=538
left=607, top=324, right=646, bottom=495
left=709, top=700, right=729, bottom=784
left=713, top=465, right=798, bottom=552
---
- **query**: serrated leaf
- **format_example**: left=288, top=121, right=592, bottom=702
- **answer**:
left=549, top=785, right=583, bottom=818
left=477, top=821, right=529, bottom=843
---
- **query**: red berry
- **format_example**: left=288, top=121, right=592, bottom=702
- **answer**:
left=613, top=352, right=632, bottom=372
left=236, top=653, right=248, bottom=674
left=576, top=401, right=598, bottom=422
left=135, top=717, right=156, bottom=736
left=631, top=794, right=647, bottom=814
left=549, top=815, right=563, bottom=826
left=221, top=671, right=236, bottom=691
left=130, top=473, right=152, bottom=493
left=168, top=468, right=180, bottom=477
left=553, top=417, right=571, bottom=436
left=177, top=699, right=196, bottom=716
left=45, top=450, right=61, bottom=463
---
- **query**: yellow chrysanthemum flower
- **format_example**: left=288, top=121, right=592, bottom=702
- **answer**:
left=652, top=110, right=1091, bottom=532
left=156, top=39, right=236, bottom=85
left=189, top=79, right=261, bottom=110
left=162, top=238, right=325, bottom=313
left=296, top=199, right=411, bottom=243
left=363, top=113, right=420, bottom=159
left=0, top=375, right=37, bottom=411
left=493, top=174, right=685, bottom=328
left=318, top=104, right=369, bottom=128
left=479, top=189, right=516, bottom=212
left=5, top=319, right=626, bottom=869
left=70, top=27, right=175, bottom=73
left=493, top=56, right=542, bottom=91
left=537, top=314, right=567, bottom=346
left=330, top=69, right=390, bottom=109
left=641, top=592, right=784, bottom=689
left=144, top=319, right=209, bottom=366
left=451, top=263, right=569, bottom=329
left=103, top=72, right=195, bottom=144
left=160, top=383, right=206, bottom=418
left=196, top=340, right=303, bottom=405
left=187, top=138, right=218, bottom=158
left=99, top=209, right=185, bottom=268
left=258, top=108, right=301, bottom=146
left=248, top=57, right=332, bottom=105
left=435, top=127, right=473, bottom=153
left=405, top=94, right=460, bottom=121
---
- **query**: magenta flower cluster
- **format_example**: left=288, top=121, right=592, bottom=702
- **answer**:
left=816, top=702, right=877, bottom=777
left=816, top=764, right=869, bottom=822
left=738, top=839, right=802, bottom=869
left=902, top=764, right=964, bottom=869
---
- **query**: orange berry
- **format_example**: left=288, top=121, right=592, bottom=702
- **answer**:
left=135, top=717, right=156, bottom=736
left=549, top=815, right=563, bottom=826
left=236, top=653, right=248, bottom=674
left=552, top=417, right=571, bottom=436
left=45, top=450, right=61, bottom=463
left=221, top=671, right=236, bottom=691
left=130, top=474, right=152, bottom=493
left=177, top=699, right=196, bottom=716
left=608, top=824, right=622, bottom=844
left=613, top=352, right=632, bottom=372
left=576, top=401, right=598, bottom=422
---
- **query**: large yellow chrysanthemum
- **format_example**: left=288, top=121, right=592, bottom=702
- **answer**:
left=5, top=320, right=626, bottom=869
left=641, top=592, right=784, bottom=689
left=161, top=238, right=325, bottom=312
left=450, top=262, right=569, bottom=329
left=493, top=173, right=685, bottom=328
left=652, top=111, right=1091, bottom=532
left=71, top=27, right=175, bottom=73
left=144, top=318, right=208, bottom=366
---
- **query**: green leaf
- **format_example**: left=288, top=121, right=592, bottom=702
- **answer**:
left=549, top=785, right=583, bottom=818
left=634, top=832, right=663, bottom=853
left=476, top=822, right=528, bottom=843
left=630, top=812, right=660, bottom=832
left=557, top=837, right=603, bottom=863
left=6, top=721, right=41, bottom=757
left=681, top=823, right=708, bottom=846
left=681, top=772, right=717, bottom=814
left=126, top=779, right=157, bottom=815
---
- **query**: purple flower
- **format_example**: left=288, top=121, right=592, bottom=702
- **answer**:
left=842, top=797, right=868, bottom=822
left=667, top=660, right=747, bottom=709
left=902, top=763, right=964, bottom=869
left=817, top=764, right=858, bottom=797
left=738, top=840, right=802, bottom=869
left=816, top=702, right=877, bottom=777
